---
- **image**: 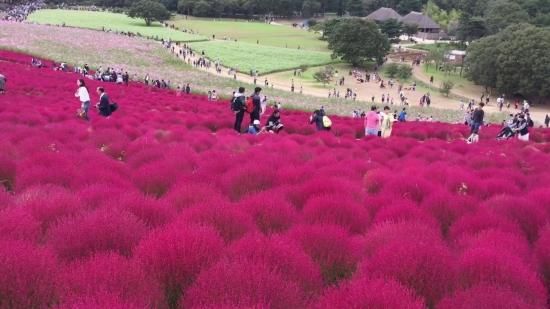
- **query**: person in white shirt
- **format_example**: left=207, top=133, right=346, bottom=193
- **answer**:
left=75, top=79, right=91, bottom=120
left=211, top=90, right=218, bottom=101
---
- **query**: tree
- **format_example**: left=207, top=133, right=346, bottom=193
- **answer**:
left=465, top=24, right=550, bottom=100
left=425, top=45, right=448, bottom=69
left=397, top=0, right=423, bottom=14
left=397, top=65, right=412, bottom=79
left=127, top=0, right=171, bottom=26
left=457, top=15, right=487, bottom=42
left=319, top=18, right=342, bottom=40
left=485, top=0, right=529, bottom=34
left=379, top=19, right=403, bottom=40
left=440, top=80, right=454, bottom=96
left=403, top=23, right=418, bottom=37
left=385, top=63, right=399, bottom=78
left=313, top=66, right=335, bottom=85
left=327, top=18, right=390, bottom=66
left=346, top=0, right=364, bottom=16
left=302, top=0, right=321, bottom=18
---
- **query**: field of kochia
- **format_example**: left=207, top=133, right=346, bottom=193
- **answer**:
left=189, top=40, right=337, bottom=74
left=27, top=9, right=206, bottom=42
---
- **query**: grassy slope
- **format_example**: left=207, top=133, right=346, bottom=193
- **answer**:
left=27, top=9, right=206, bottom=42
left=189, top=40, right=336, bottom=75
left=170, top=16, right=328, bottom=51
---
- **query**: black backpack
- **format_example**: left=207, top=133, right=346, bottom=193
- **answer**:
left=231, top=96, right=241, bottom=112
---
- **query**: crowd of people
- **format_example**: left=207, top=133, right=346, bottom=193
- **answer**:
left=230, top=86, right=284, bottom=135
left=2, top=0, right=44, bottom=22
left=74, top=79, right=118, bottom=121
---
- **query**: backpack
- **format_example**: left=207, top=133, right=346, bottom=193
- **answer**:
left=528, top=118, right=534, bottom=127
left=245, top=97, right=254, bottom=113
left=322, top=116, right=332, bottom=128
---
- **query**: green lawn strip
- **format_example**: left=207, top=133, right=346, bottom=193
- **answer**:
left=189, top=40, right=336, bottom=75
left=169, top=16, right=328, bottom=51
left=27, top=9, right=206, bottom=42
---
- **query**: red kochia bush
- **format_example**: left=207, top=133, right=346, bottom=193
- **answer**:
left=238, top=190, right=299, bottom=234
left=184, top=260, right=304, bottom=309
left=226, top=234, right=323, bottom=298
left=0, top=207, right=41, bottom=241
left=535, top=226, right=550, bottom=290
left=135, top=224, right=224, bottom=308
left=57, top=291, right=145, bottom=309
left=315, top=277, right=426, bottom=309
left=178, top=203, right=256, bottom=242
left=0, top=154, right=16, bottom=191
left=288, top=224, right=361, bottom=285
left=109, top=193, right=176, bottom=228
left=47, top=208, right=147, bottom=260
left=456, top=247, right=547, bottom=307
left=360, top=241, right=456, bottom=307
left=436, top=284, right=540, bottom=309
left=303, top=194, right=370, bottom=234
left=0, top=240, right=58, bottom=308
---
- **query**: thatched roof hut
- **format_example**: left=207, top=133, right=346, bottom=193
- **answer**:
left=365, top=7, right=402, bottom=22
left=401, top=12, right=440, bottom=30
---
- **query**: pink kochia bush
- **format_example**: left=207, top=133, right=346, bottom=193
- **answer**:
left=315, top=277, right=426, bottom=309
left=3, top=51, right=550, bottom=307
left=135, top=224, right=224, bottom=308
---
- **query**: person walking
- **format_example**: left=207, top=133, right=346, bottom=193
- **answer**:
left=75, top=79, right=91, bottom=120
left=545, top=114, right=550, bottom=128
left=380, top=106, right=394, bottom=138
left=364, top=106, right=380, bottom=137
left=232, top=87, right=246, bottom=133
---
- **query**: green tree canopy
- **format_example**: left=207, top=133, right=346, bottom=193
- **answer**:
left=379, top=19, right=403, bottom=39
left=485, top=0, right=529, bottom=34
left=327, top=18, right=390, bottom=66
left=127, top=0, right=171, bottom=26
left=465, top=24, right=550, bottom=100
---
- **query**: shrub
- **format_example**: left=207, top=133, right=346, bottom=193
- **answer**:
left=397, top=64, right=413, bottom=79
left=360, top=242, right=456, bottom=307
left=440, top=80, right=454, bottom=97
left=449, top=210, right=524, bottom=241
left=288, top=224, right=361, bottom=285
left=238, top=191, right=299, bottom=234
left=535, top=226, right=550, bottom=290
left=0, top=154, right=16, bottom=191
left=47, top=208, right=148, bottom=260
left=315, top=277, right=425, bottom=309
left=456, top=247, right=547, bottom=306
left=226, top=234, right=323, bottom=298
left=385, top=63, right=399, bottom=78
left=303, top=194, right=370, bottom=234
left=0, top=207, right=41, bottom=242
left=59, top=252, right=163, bottom=308
left=135, top=224, right=224, bottom=308
left=184, top=260, right=304, bottom=309
left=0, top=240, right=58, bottom=308
left=163, top=181, right=227, bottom=210
left=57, top=291, right=145, bottom=309
left=437, top=284, right=536, bottom=309
left=110, top=193, right=176, bottom=228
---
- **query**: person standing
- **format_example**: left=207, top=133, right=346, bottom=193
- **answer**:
left=380, top=106, right=394, bottom=138
left=75, top=79, right=91, bottom=120
left=0, top=74, right=6, bottom=94
left=232, top=87, right=246, bottom=133
left=545, top=114, right=550, bottom=128
left=467, top=102, right=485, bottom=144
left=185, top=83, right=191, bottom=94
left=250, top=87, right=262, bottom=123
left=364, top=106, right=380, bottom=137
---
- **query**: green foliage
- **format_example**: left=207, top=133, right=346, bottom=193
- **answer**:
left=465, top=24, right=550, bottom=99
left=327, top=18, right=390, bottom=66
left=456, top=15, right=487, bottom=41
left=403, top=23, right=418, bottom=36
left=397, top=0, right=423, bottom=14
left=346, top=0, right=365, bottom=16
left=319, top=18, right=343, bottom=40
left=424, top=0, right=461, bottom=31
left=425, top=44, right=448, bottom=68
left=397, top=65, right=412, bottom=79
left=440, top=80, right=454, bottom=96
left=385, top=63, right=399, bottom=78
left=313, top=66, right=335, bottom=85
left=379, top=19, right=403, bottom=39
left=128, top=0, right=171, bottom=26
left=485, top=0, right=529, bottom=34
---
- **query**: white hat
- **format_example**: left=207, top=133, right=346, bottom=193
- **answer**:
left=253, top=120, right=260, bottom=125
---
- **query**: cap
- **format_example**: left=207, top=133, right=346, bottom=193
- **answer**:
left=253, top=120, right=260, bottom=125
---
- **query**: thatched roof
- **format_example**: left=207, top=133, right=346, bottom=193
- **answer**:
left=365, top=7, right=402, bottom=22
left=401, top=12, right=440, bottom=29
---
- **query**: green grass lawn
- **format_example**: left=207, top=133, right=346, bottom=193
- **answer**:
left=272, top=63, right=352, bottom=89
left=423, top=64, right=473, bottom=90
left=27, top=9, right=206, bottom=42
left=189, top=40, right=337, bottom=75
left=169, top=16, right=328, bottom=51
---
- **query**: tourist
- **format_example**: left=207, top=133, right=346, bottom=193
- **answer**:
left=122, top=72, right=129, bottom=86
left=514, top=114, right=530, bottom=142
left=364, top=106, right=380, bottom=137
left=496, top=114, right=516, bottom=140
left=523, top=100, right=530, bottom=113
left=265, top=109, right=284, bottom=133
left=398, top=108, right=407, bottom=122
left=247, top=119, right=261, bottom=135
left=467, top=102, right=485, bottom=144
left=0, top=73, right=6, bottom=94
left=545, top=114, right=550, bottom=128
left=380, top=106, right=394, bottom=138
left=185, top=83, right=191, bottom=94
left=310, top=109, right=330, bottom=131
left=250, top=87, right=262, bottom=123
left=75, top=79, right=91, bottom=121
left=96, top=87, right=117, bottom=117
left=211, top=90, right=218, bottom=101
left=232, top=87, right=246, bottom=133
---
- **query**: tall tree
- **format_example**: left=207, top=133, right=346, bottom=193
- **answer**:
left=465, top=24, right=550, bottom=100
left=457, top=15, right=487, bottom=42
left=127, top=0, right=171, bottom=26
left=485, top=0, right=529, bottom=34
left=379, top=19, right=403, bottom=39
left=346, top=0, right=365, bottom=16
left=327, top=18, right=390, bottom=66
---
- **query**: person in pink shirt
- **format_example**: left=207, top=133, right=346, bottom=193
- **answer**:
left=365, top=106, right=380, bottom=136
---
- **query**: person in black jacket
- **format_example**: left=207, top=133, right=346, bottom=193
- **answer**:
left=233, top=87, right=246, bottom=133
left=250, top=87, right=262, bottom=123
left=0, top=74, right=6, bottom=94
left=96, top=87, right=112, bottom=117
left=310, top=109, right=326, bottom=131
left=467, top=102, right=484, bottom=144
left=265, top=109, right=284, bottom=133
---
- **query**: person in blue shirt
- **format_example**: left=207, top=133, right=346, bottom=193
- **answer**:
left=398, top=108, right=407, bottom=122
left=247, top=119, right=261, bottom=135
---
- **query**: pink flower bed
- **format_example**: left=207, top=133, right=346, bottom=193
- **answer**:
left=1, top=50, right=550, bottom=308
